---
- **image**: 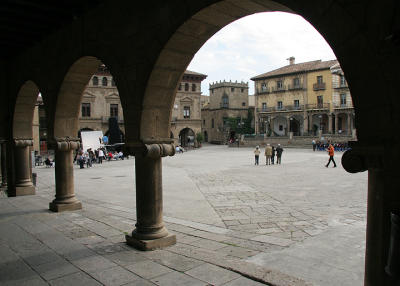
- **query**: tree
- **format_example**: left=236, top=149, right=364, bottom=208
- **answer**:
left=196, top=132, right=204, bottom=143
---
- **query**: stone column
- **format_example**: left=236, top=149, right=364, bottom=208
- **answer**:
left=335, top=114, right=339, bottom=134
left=286, top=116, right=290, bottom=136
left=49, top=138, right=82, bottom=212
left=270, top=117, right=274, bottom=137
left=303, top=112, right=309, bottom=135
left=1, top=141, right=8, bottom=188
left=347, top=113, right=352, bottom=135
left=13, top=139, right=35, bottom=195
left=126, top=142, right=176, bottom=250
left=328, top=114, right=333, bottom=134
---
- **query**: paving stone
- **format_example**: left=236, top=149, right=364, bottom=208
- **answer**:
left=188, top=238, right=226, bottom=251
left=121, top=278, right=157, bottom=285
left=71, top=254, right=118, bottom=272
left=217, top=245, right=259, bottom=259
left=49, top=271, right=102, bottom=286
left=145, top=251, right=204, bottom=272
left=150, top=271, right=207, bottom=286
left=185, top=263, right=241, bottom=285
left=89, top=265, right=141, bottom=286
left=251, top=234, right=294, bottom=247
left=32, top=258, right=80, bottom=280
left=104, top=250, right=148, bottom=266
left=125, top=260, right=173, bottom=279
left=223, top=276, right=268, bottom=285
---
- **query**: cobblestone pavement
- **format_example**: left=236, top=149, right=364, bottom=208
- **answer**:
left=0, top=145, right=367, bottom=286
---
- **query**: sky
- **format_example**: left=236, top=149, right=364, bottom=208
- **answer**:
left=187, top=12, right=337, bottom=96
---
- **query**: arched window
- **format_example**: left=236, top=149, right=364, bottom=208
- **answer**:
left=222, top=94, right=229, bottom=108
left=184, top=83, right=189, bottom=91
left=192, top=84, right=196, bottom=91
left=92, top=76, right=98, bottom=86
left=102, top=77, right=108, bottom=86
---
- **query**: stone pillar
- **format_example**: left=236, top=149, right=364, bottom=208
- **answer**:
left=13, top=139, right=35, bottom=195
left=347, top=113, right=352, bottom=135
left=328, top=114, right=333, bottom=134
left=335, top=114, right=339, bottom=134
left=286, top=116, right=290, bottom=136
left=303, top=112, right=309, bottom=135
left=126, top=142, right=176, bottom=250
left=49, top=138, right=82, bottom=212
left=1, top=141, right=8, bottom=188
left=270, top=117, right=274, bottom=137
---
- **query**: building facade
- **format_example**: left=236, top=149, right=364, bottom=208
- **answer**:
left=202, top=81, right=250, bottom=144
left=252, top=58, right=355, bottom=137
left=170, top=71, right=207, bottom=147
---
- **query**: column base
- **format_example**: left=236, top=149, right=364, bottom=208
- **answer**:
left=15, top=185, right=35, bottom=196
left=126, top=233, right=176, bottom=251
left=49, top=201, right=82, bottom=212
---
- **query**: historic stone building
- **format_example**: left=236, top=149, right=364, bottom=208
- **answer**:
left=171, top=70, right=207, bottom=147
left=202, top=80, right=250, bottom=144
left=252, top=58, right=355, bottom=138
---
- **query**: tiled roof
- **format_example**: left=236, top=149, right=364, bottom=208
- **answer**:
left=184, top=70, right=207, bottom=77
left=251, top=59, right=338, bottom=80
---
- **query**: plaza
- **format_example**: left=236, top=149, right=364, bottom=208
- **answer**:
left=0, top=145, right=367, bottom=285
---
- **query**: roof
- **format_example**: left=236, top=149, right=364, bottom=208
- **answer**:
left=184, top=70, right=207, bottom=77
left=251, top=59, right=338, bottom=80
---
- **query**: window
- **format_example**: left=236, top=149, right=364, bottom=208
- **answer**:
left=185, top=83, right=189, bottom=91
left=92, top=76, right=98, bottom=86
left=340, top=75, right=346, bottom=86
left=82, top=103, right=91, bottom=117
left=279, top=125, right=283, bottom=131
left=192, top=84, right=196, bottom=92
left=262, top=102, right=267, bottom=111
left=241, top=88, right=244, bottom=92
left=317, top=76, right=323, bottom=84
left=277, top=80, right=283, bottom=89
left=261, top=83, right=267, bottom=91
left=277, top=101, right=283, bottom=110
left=111, top=78, right=116, bottom=86
left=110, top=104, right=118, bottom=118
left=222, top=94, right=229, bottom=108
left=231, top=87, right=234, bottom=92
left=183, top=106, right=190, bottom=118
left=317, top=95, right=323, bottom=107
left=340, top=93, right=347, bottom=106
left=242, top=102, right=246, bottom=107
left=102, top=77, right=108, bottom=86
left=203, top=119, right=205, bottom=126
left=293, top=78, right=300, bottom=87
left=294, top=100, right=299, bottom=108
left=211, top=118, right=214, bottom=128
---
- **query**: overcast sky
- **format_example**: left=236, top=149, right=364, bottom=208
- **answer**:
left=187, top=12, right=337, bottom=96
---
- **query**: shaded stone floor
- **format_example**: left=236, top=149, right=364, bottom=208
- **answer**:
left=0, top=145, right=367, bottom=285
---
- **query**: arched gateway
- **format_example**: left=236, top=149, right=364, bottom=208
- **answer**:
left=1, top=1, right=398, bottom=285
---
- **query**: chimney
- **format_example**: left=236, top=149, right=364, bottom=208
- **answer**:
left=287, top=56, right=295, bottom=65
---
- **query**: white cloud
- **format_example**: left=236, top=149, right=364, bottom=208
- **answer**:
left=188, top=12, right=336, bottom=95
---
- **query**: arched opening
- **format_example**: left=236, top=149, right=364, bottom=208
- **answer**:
left=289, top=116, right=301, bottom=136
left=179, top=128, right=195, bottom=147
left=204, top=130, right=208, bottom=142
left=12, top=80, right=41, bottom=196
left=139, top=3, right=364, bottom=285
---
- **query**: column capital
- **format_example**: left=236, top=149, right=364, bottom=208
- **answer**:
left=49, top=137, right=80, bottom=151
left=124, top=141, right=175, bottom=158
left=14, top=138, right=33, bottom=147
left=342, top=141, right=384, bottom=173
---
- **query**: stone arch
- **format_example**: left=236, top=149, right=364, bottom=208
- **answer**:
left=13, top=80, right=41, bottom=139
left=179, top=128, right=195, bottom=147
left=54, top=56, right=103, bottom=138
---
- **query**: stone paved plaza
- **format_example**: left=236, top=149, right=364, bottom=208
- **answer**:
left=0, top=145, right=367, bottom=286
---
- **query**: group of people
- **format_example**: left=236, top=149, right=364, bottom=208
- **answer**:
left=253, top=144, right=283, bottom=165
left=312, top=140, right=350, bottom=152
left=74, top=148, right=125, bottom=169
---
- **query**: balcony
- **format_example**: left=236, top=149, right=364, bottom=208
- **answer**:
left=313, top=82, right=326, bottom=91
left=220, top=103, right=229, bottom=109
left=256, top=107, right=274, bottom=113
left=333, top=83, right=348, bottom=89
left=286, top=104, right=304, bottom=111
left=257, top=87, right=270, bottom=94
left=306, top=103, right=330, bottom=110
left=333, top=103, right=353, bottom=109
left=287, top=84, right=305, bottom=91
left=270, top=85, right=286, bottom=93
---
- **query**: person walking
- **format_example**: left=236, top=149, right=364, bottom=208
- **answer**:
left=271, top=145, right=275, bottom=164
left=265, top=144, right=272, bottom=165
left=276, top=144, right=283, bottom=164
left=312, top=139, right=316, bottom=151
left=254, top=146, right=261, bottom=165
left=98, top=148, right=104, bottom=164
left=325, top=143, right=337, bottom=167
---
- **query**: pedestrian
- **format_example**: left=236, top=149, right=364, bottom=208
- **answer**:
left=254, top=146, right=261, bottom=165
left=312, top=139, right=316, bottom=151
left=98, top=148, right=104, bottom=164
left=276, top=144, right=283, bottom=164
left=265, top=144, right=272, bottom=165
left=325, top=143, right=337, bottom=168
left=271, top=145, right=275, bottom=164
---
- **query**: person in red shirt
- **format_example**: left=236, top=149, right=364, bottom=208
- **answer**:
left=325, top=144, right=337, bottom=168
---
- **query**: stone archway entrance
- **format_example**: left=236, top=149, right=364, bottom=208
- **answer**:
left=179, top=128, right=195, bottom=147
left=204, top=130, right=208, bottom=142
